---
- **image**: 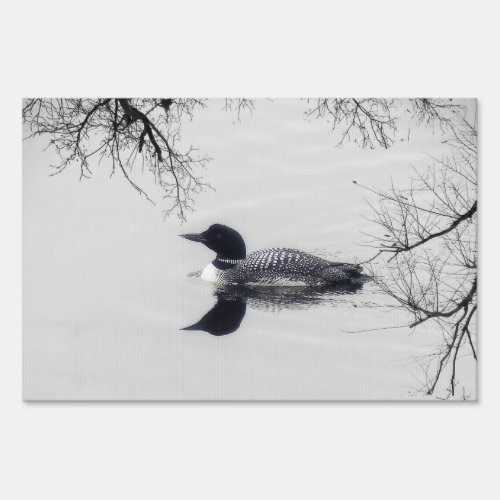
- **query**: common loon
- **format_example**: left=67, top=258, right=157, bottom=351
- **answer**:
left=180, top=224, right=364, bottom=286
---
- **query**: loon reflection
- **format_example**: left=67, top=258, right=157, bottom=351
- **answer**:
left=182, top=281, right=365, bottom=336
left=181, top=296, right=247, bottom=336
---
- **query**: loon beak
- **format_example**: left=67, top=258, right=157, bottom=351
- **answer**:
left=180, top=323, right=202, bottom=331
left=179, top=233, right=208, bottom=243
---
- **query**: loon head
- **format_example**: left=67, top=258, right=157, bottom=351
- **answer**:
left=179, top=224, right=246, bottom=261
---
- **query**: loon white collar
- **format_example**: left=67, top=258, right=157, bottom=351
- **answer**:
left=218, top=257, right=244, bottom=264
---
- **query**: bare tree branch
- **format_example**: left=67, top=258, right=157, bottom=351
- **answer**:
left=359, top=108, right=477, bottom=397
left=305, top=98, right=467, bottom=149
left=23, top=98, right=211, bottom=221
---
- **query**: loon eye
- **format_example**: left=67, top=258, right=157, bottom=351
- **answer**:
left=216, top=233, right=223, bottom=240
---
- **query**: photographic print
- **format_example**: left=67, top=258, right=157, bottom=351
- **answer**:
left=23, top=98, right=478, bottom=400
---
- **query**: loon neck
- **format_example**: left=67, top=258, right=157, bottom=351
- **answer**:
left=214, top=255, right=245, bottom=270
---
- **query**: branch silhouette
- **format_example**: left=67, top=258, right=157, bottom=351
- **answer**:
left=305, top=98, right=465, bottom=149
left=23, top=98, right=255, bottom=220
left=356, top=108, right=477, bottom=398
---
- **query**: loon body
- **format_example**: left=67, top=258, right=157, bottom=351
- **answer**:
left=180, top=224, right=363, bottom=286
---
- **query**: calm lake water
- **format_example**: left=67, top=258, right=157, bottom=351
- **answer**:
left=23, top=99, right=477, bottom=400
